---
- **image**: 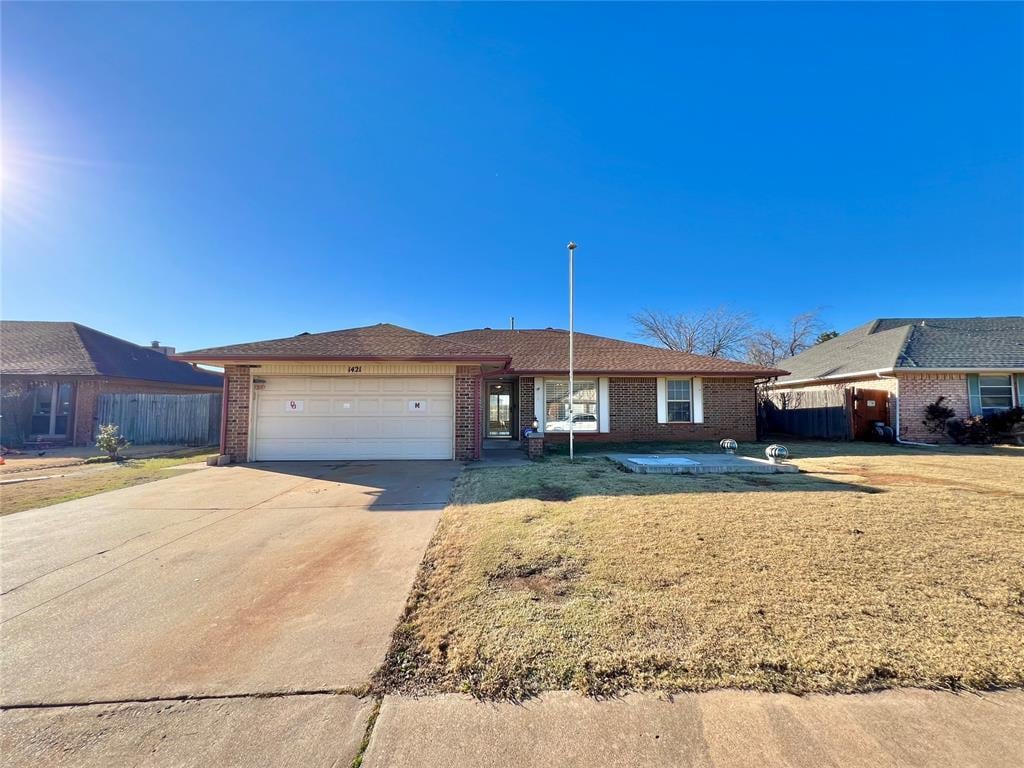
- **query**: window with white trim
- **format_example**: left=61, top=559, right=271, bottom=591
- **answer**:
left=667, top=379, right=692, bottom=422
left=979, top=374, right=1014, bottom=414
left=544, top=379, right=598, bottom=431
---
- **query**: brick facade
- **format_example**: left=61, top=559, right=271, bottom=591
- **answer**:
left=455, top=365, right=482, bottom=461
left=539, top=376, right=757, bottom=444
left=519, top=377, right=535, bottom=432
left=894, top=372, right=970, bottom=443
left=223, top=365, right=252, bottom=461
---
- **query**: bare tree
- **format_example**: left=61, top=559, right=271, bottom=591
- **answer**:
left=746, top=309, right=826, bottom=367
left=632, top=306, right=753, bottom=359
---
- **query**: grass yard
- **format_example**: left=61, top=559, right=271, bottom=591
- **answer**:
left=379, top=441, right=1024, bottom=698
left=0, top=451, right=215, bottom=516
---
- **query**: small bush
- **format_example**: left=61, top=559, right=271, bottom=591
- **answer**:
left=986, top=406, right=1024, bottom=436
left=96, top=423, right=130, bottom=459
left=922, top=396, right=956, bottom=435
left=947, top=408, right=1024, bottom=444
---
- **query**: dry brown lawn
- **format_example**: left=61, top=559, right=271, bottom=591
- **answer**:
left=379, top=442, right=1024, bottom=698
left=0, top=451, right=215, bottom=516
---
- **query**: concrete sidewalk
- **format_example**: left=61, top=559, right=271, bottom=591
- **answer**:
left=362, top=689, right=1024, bottom=768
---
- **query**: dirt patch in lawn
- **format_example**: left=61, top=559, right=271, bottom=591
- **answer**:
left=377, top=443, right=1024, bottom=699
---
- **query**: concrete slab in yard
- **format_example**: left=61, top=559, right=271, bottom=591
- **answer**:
left=362, top=689, right=1024, bottom=768
left=1, top=693, right=371, bottom=768
left=1, top=462, right=452, bottom=705
left=608, top=453, right=799, bottom=474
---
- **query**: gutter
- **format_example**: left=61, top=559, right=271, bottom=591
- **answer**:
left=772, top=368, right=896, bottom=387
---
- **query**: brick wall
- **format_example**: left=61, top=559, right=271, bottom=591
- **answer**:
left=895, top=372, right=969, bottom=442
left=72, top=380, right=102, bottom=444
left=541, top=376, right=757, bottom=443
left=455, top=366, right=482, bottom=460
left=519, top=377, right=535, bottom=431
left=223, top=366, right=252, bottom=460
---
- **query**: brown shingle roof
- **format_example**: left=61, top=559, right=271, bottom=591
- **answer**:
left=1, top=321, right=223, bottom=387
left=443, top=329, right=786, bottom=377
left=176, top=323, right=508, bottom=363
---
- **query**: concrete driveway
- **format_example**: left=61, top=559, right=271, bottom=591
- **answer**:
left=1, top=460, right=457, bottom=765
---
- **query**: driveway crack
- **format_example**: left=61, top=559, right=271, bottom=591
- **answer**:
left=1, top=508, right=237, bottom=597
left=1, top=472, right=325, bottom=624
left=0, top=687, right=369, bottom=711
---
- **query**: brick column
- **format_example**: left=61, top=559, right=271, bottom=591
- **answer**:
left=223, top=365, right=252, bottom=461
left=72, top=380, right=101, bottom=446
left=455, top=366, right=481, bottom=461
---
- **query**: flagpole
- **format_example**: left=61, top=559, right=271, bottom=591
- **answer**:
left=567, top=241, right=577, bottom=462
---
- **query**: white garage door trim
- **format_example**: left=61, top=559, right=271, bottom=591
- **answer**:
left=251, top=375, right=455, bottom=461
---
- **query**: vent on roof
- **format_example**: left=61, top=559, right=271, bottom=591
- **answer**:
left=296, top=332, right=310, bottom=336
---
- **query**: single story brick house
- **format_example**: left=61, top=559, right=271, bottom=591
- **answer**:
left=769, top=317, right=1024, bottom=442
left=175, top=323, right=785, bottom=462
left=1, top=321, right=223, bottom=446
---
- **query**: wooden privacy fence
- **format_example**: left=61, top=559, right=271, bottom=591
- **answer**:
left=761, top=388, right=852, bottom=441
left=96, top=393, right=221, bottom=446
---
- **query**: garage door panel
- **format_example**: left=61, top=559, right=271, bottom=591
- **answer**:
left=357, top=400, right=381, bottom=415
left=381, top=398, right=405, bottom=416
left=253, top=376, right=455, bottom=460
left=308, top=398, right=332, bottom=415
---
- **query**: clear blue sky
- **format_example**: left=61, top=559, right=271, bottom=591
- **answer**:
left=3, top=2, right=1022, bottom=353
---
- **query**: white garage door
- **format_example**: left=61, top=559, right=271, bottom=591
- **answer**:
left=252, top=376, right=454, bottom=460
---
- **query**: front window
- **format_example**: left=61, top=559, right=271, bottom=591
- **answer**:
left=667, top=379, right=692, bottom=422
left=979, top=375, right=1014, bottom=415
left=544, top=379, right=598, bottom=431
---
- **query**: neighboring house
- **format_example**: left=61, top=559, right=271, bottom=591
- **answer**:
left=769, top=317, right=1024, bottom=442
left=1, top=321, right=223, bottom=446
left=175, top=323, right=786, bottom=462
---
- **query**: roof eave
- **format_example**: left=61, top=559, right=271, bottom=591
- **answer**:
left=171, top=353, right=512, bottom=365
left=509, top=367, right=789, bottom=377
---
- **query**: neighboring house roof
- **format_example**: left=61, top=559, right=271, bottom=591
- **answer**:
left=176, top=323, right=510, bottom=363
left=1, top=321, right=223, bottom=388
left=775, top=317, right=1024, bottom=384
left=445, top=328, right=787, bottom=376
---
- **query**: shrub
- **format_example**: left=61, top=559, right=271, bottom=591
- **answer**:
left=947, top=408, right=1024, bottom=444
left=922, top=396, right=956, bottom=435
left=96, top=423, right=130, bottom=459
left=986, top=406, right=1024, bottom=436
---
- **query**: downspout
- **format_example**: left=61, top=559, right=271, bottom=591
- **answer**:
left=876, top=372, right=936, bottom=448
left=219, top=373, right=229, bottom=455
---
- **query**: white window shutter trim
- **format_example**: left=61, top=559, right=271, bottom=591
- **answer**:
left=693, top=377, right=704, bottom=423
left=534, top=377, right=545, bottom=434
left=599, top=378, right=610, bottom=432
left=656, top=377, right=668, bottom=424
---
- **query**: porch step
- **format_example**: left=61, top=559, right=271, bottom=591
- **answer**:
left=483, top=439, right=521, bottom=450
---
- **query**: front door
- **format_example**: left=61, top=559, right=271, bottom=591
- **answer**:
left=486, top=382, right=513, bottom=438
